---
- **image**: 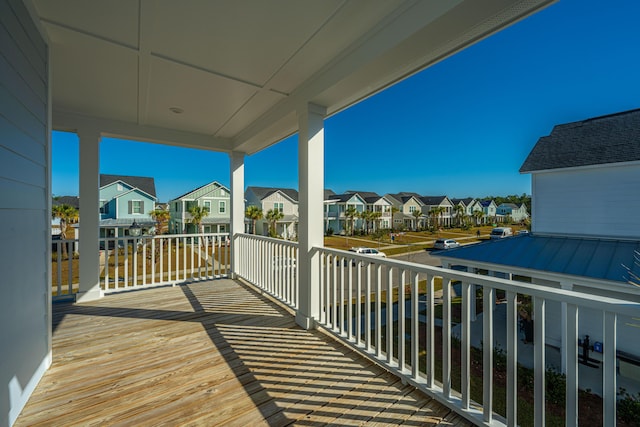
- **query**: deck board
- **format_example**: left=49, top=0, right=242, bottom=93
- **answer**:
left=16, top=279, right=471, bottom=426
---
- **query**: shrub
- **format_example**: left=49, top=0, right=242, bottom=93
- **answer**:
left=618, top=388, right=640, bottom=425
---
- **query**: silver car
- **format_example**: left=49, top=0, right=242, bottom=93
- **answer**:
left=433, top=239, right=460, bottom=249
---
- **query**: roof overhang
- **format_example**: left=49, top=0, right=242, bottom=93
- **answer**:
left=32, top=0, right=556, bottom=155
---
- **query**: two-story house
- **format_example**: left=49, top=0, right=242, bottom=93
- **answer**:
left=386, top=192, right=425, bottom=230
left=479, top=199, right=498, bottom=224
left=420, top=196, right=454, bottom=228
left=99, top=174, right=157, bottom=238
left=168, top=181, right=231, bottom=234
left=245, top=187, right=299, bottom=239
left=349, top=191, right=393, bottom=231
left=323, top=191, right=366, bottom=235
left=496, top=202, right=529, bottom=223
left=437, top=109, right=640, bottom=385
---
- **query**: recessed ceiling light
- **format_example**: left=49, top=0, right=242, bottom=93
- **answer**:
left=169, top=106, right=184, bottom=114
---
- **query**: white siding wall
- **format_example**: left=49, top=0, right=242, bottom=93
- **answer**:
left=532, top=163, right=640, bottom=238
left=0, top=0, right=51, bottom=425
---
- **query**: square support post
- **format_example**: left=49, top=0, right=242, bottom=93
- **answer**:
left=296, top=103, right=326, bottom=330
left=77, top=129, right=103, bottom=302
left=229, top=151, right=245, bottom=278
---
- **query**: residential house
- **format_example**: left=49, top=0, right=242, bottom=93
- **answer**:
left=168, top=181, right=231, bottom=234
left=437, top=109, right=640, bottom=386
left=420, top=195, right=454, bottom=228
left=5, top=2, right=608, bottom=426
left=246, top=187, right=299, bottom=239
left=479, top=199, right=498, bottom=224
left=496, top=202, right=529, bottom=223
left=450, top=197, right=476, bottom=226
left=324, top=191, right=366, bottom=235
left=348, top=191, right=393, bottom=231
left=99, top=174, right=157, bottom=237
left=385, top=192, right=425, bottom=230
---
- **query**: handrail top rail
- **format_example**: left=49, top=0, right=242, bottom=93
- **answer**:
left=315, top=245, right=640, bottom=317
left=235, top=233, right=298, bottom=248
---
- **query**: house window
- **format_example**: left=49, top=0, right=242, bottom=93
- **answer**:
left=99, top=200, right=109, bottom=214
left=131, top=200, right=143, bottom=214
left=219, top=225, right=226, bottom=233
left=274, top=202, right=283, bottom=213
left=185, top=201, right=197, bottom=211
left=174, top=202, right=179, bottom=212
left=409, top=206, right=416, bottom=213
left=219, top=201, right=226, bottom=214
left=117, top=183, right=123, bottom=191
left=204, top=201, right=211, bottom=211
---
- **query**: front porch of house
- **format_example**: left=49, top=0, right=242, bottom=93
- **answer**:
left=16, top=279, right=465, bottom=426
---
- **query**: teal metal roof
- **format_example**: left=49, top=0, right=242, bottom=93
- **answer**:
left=437, top=235, right=640, bottom=284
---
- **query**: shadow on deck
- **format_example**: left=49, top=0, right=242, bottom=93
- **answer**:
left=16, top=279, right=470, bottom=426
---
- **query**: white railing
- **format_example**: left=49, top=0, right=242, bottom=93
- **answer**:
left=235, top=234, right=299, bottom=309
left=312, top=246, right=640, bottom=427
left=52, top=238, right=79, bottom=298
left=51, top=233, right=230, bottom=299
left=101, top=233, right=230, bottom=293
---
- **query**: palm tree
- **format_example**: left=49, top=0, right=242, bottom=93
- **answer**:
left=188, top=205, right=209, bottom=234
left=245, top=205, right=263, bottom=234
left=411, top=209, right=421, bottom=231
left=453, top=204, right=465, bottom=227
left=390, top=206, right=400, bottom=231
left=52, top=204, right=79, bottom=258
left=149, top=208, right=170, bottom=235
left=360, top=210, right=373, bottom=234
left=371, top=211, right=382, bottom=233
left=265, top=209, right=284, bottom=237
left=344, top=206, right=358, bottom=236
left=473, top=209, right=484, bottom=226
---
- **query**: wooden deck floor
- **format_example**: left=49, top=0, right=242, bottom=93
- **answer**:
left=16, top=279, right=470, bottom=426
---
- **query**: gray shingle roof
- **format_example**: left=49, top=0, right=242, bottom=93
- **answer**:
left=420, top=196, right=447, bottom=205
left=100, top=174, right=157, bottom=198
left=52, top=196, right=80, bottom=209
left=246, top=186, right=299, bottom=202
left=520, top=108, right=640, bottom=173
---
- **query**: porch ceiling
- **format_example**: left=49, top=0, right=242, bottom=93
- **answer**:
left=31, top=0, right=554, bottom=155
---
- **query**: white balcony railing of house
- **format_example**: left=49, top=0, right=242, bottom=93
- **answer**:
left=235, top=234, right=299, bottom=310
left=51, top=233, right=230, bottom=299
left=234, top=235, right=640, bottom=426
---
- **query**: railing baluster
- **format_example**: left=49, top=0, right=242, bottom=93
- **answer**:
left=356, top=259, right=362, bottom=345
left=133, top=238, right=138, bottom=287
left=483, top=285, right=494, bottom=422
left=386, top=266, right=393, bottom=364
left=124, top=240, right=129, bottom=288
left=104, top=247, right=110, bottom=290
left=365, top=262, right=372, bottom=352
left=399, top=269, right=406, bottom=371
left=603, top=310, right=617, bottom=426
left=348, top=256, right=354, bottom=341
left=56, top=242, right=62, bottom=295
left=66, top=241, right=73, bottom=294
left=411, top=271, right=419, bottom=380
left=565, top=303, right=578, bottom=426
left=506, top=291, right=518, bottom=426
left=340, top=256, right=346, bottom=336
left=426, top=274, right=434, bottom=388
left=114, top=241, right=119, bottom=289
left=443, top=277, right=452, bottom=398
left=168, top=237, right=173, bottom=282
left=534, top=295, right=546, bottom=427
left=142, top=238, right=147, bottom=286
left=375, top=263, right=382, bottom=358
left=333, top=255, right=338, bottom=331
left=461, top=281, right=471, bottom=409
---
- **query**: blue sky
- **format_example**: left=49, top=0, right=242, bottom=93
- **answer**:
left=52, top=0, right=640, bottom=202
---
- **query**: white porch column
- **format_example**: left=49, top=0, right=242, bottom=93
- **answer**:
left=229, top=151, right=245, bottom=278
left=296, top=103, right=326, bottom=330
left=77, top=129, right=103, bottom=302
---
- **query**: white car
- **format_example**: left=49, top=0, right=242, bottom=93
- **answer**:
left=433, top=239, right=460, bottom=250
left=348, top=247, right=387, bottom=257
